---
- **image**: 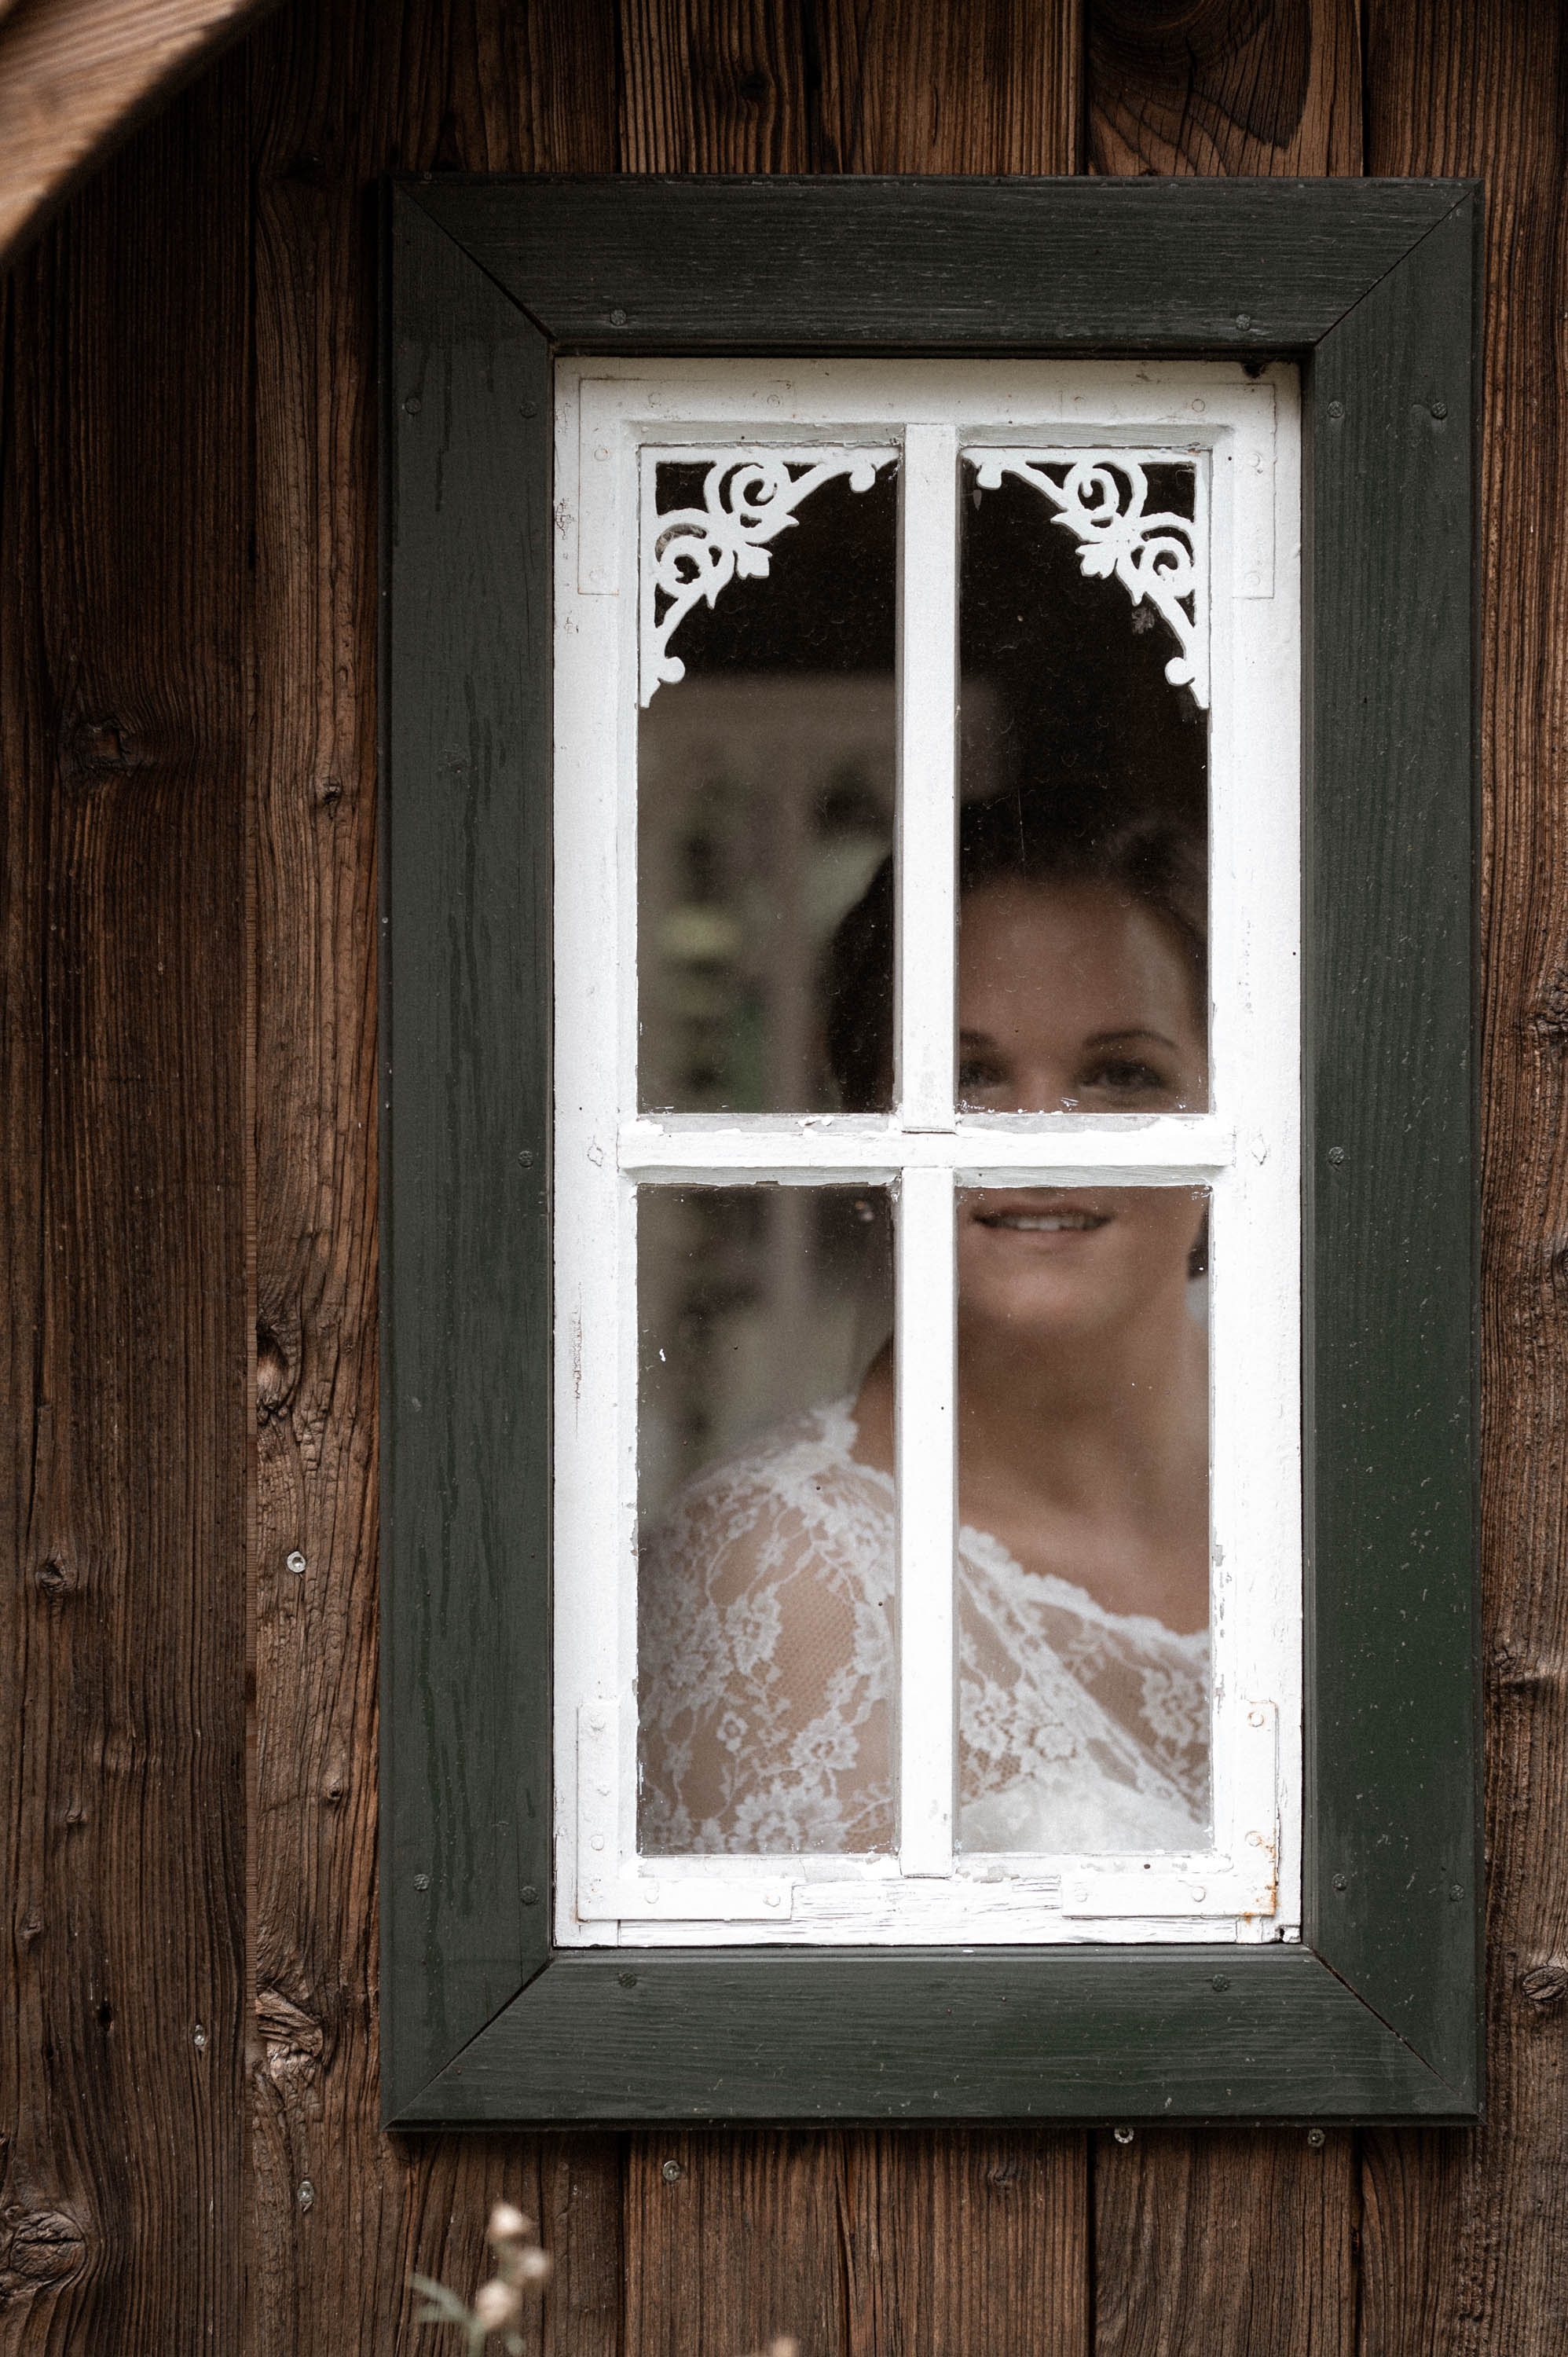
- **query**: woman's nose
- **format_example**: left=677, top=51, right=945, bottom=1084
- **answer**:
left=1009, top=1065, right=1069, bottom=1111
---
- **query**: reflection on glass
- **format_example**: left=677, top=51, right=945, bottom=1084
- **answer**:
left=637, top=532, right=1214, bottom=1862
left=639, top=458, right=898, bottom=1113
left=950, top=1184, right=1211, bottom=1853
left=637, top=1185, right=895, bottom=1855
left=958, top=453, right=1209, bottom=1111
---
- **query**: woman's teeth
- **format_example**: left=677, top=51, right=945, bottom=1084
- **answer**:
left=978, top=1210, right=1108, bottom=1232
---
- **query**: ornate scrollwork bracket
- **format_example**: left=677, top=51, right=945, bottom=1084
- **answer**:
left=972, top=453, right=1209, bottom=708
left=641, top=450, right=895, bottom=706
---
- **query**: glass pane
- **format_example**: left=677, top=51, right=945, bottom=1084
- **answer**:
left=639, top=454, right=898, bottom=1113
left=954, top=1181, right=1211, bottom=1853
left=637, top=1183, right=895, bottom=1856
left=957, top=454, right=1209, bottom=1114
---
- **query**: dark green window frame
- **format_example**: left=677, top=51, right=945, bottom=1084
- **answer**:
left=379, top=174, right=1480, bottom=2127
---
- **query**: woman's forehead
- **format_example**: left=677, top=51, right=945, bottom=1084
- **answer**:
left=960, top=879, right=1178, bottom=962
left=958, top=882, right=1204, bottom=1033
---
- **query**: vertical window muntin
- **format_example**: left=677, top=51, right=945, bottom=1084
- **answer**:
left=555, top=360, right=1300, bottom=1948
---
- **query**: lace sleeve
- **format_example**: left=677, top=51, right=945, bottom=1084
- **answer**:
left=637, top=1434, right=895, bottom=1856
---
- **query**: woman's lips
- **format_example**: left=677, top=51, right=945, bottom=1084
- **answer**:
left=976, top=1208, right=1109, bottom=1232
left=969, top=1191, right=1114, bottom=1237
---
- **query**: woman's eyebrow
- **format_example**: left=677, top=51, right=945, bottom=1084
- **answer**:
left=1081, top=1027, right=1181, bottom=1052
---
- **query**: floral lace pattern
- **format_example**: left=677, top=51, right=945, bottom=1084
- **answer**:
left=639, top=1400, right=1210, bottom=1857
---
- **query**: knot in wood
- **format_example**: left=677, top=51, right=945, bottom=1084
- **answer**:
left=1519, top=1959, right=1568, bottom=2013
left=0, top=2207, right=89, bottom=2291
left=1088, top=0, right=1310, bottom=155
left=1544, top=1237, right=1568, bottom=1305
left=256, top=1987, right=325, bottom=2084
left=255, top=1325, right=291, bottom=1422
left=1525, top=980, right=1568, bottom=1060
left=1486, top=1640, right=1563, bottom=1697
left=64, top=712, right=139, bottom=784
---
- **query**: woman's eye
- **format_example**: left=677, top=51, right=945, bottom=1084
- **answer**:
left=958, top=1058, right=1007, bottom=1094
left=1082, top=1058, right=1171, bottom=1094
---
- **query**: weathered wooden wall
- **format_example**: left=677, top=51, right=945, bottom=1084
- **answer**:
left=1, top=0, right=1564, bottom=2348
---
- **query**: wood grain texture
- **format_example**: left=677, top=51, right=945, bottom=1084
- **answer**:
left=625, top=2129, right=1087, bottom=2357
left=418, top=173, right=1467, bottom=354
left=1357, top=2128, right=1471, bottom=2355
left=1086, top=8, right=1368, bottom=2354
left=380, top=189, right=555, bottom=2113
left=0, top=0, right=278, bottom=265
left=621, top=0, right=812, bottom=171
left=1305, top=195, right=1479, bottom=2096
left=625, top=2132, right=850, bottom=2357
left=0, top=59, right=249, bottom=2355
left=619, top=0, right=1079, bottom=176
left=811, top=0, right=1079, bottom=173
left=1361, top=0, right=1568, bottom=2346
left=1094, top=2128, right=1357, bottom=2357
left=1087, top=0, right=1361, bottom=177
left=247, top=0, right=619, bottom=2349
left=840, top=2131, right=1087, bottom=2355
left=404, top=1944, right=1464, bottom=2124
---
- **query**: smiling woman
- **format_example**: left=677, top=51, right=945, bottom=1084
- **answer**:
left=639, top=786, right=1214, bottom=1857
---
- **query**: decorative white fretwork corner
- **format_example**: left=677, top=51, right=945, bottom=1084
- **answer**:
left=972, top=452, right=1210, bottom=708
left=640, top=449, right=894, bottom=705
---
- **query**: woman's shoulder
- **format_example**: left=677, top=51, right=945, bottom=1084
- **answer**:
left=642, top=1396, right=894, bottom=1604
left=655, top=1396, right=888, bottom=1523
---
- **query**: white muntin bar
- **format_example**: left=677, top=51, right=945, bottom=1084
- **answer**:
left=896, top=423, right=959, bottom=1131
left=618, top=1113, right=1233, bottom=1181
left=896, top=1163, right=958, bottom=1878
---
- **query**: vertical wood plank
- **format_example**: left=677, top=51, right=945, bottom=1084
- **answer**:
left=1087, top=0, right=1361, bottom=178
left=1086, top=7, right=1360, bottom=2354
left=1094, top=2128, right=1357, bottom=2357
left=843, top=2132, right=1089, bottom=2356
left=1357, top=2130, right=1469, bottom=2355
left=618, top=0, right=1081, bottom=178
left=0, top=60, right=249, bottom=2355
left=1360, top=1, right=1568, bottom=2345
left=381, top=177, right=555, bottom=2123
left=811, top=0, right=1080, bottom=174
left=619, top=0, right=812, bottom=172
left=626, top=2132, right=849, bottom=2357
left=626, top=2129, right=1088, bottom=2357
left=247, top=1, right=621, bottom=2349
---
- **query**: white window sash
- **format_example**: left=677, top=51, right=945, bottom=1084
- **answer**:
left=553, top=360, right=1300, bottom=1948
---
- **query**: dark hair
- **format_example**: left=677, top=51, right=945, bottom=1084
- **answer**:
left=824, top=788, right=1207, bottom=1113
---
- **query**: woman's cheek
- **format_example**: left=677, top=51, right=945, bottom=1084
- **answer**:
left=1120, top=1190, right=1207, bottom=1280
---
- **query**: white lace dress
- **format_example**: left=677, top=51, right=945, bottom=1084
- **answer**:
left=639, top=1399, right=1209, bottom=1858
